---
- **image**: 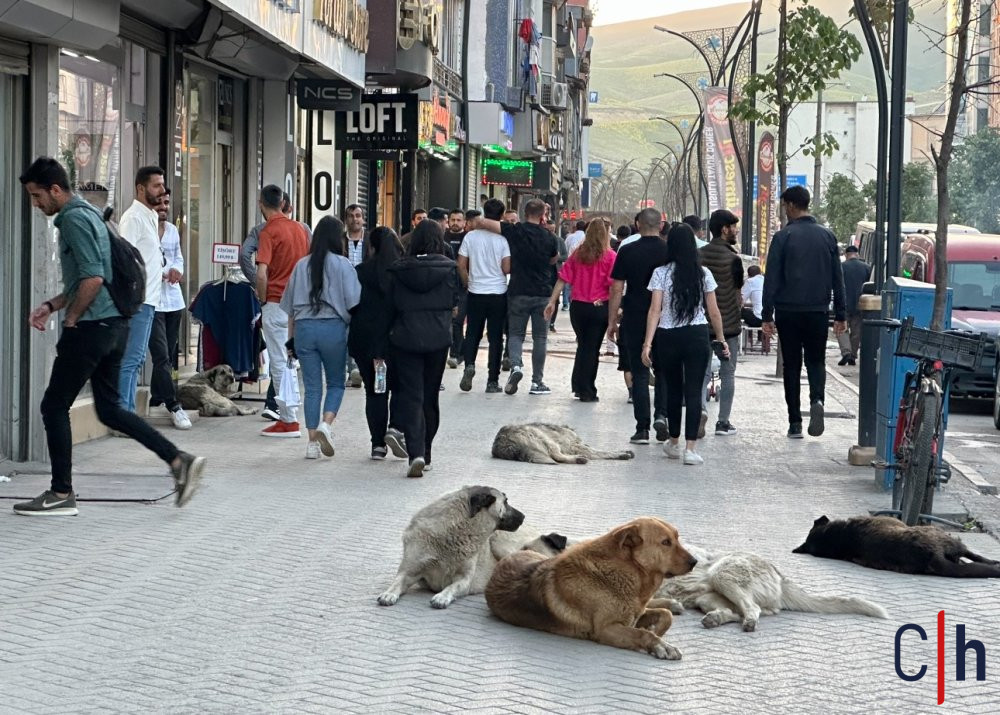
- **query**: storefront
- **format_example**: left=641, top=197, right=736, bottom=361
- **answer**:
left=415, top=86, right=465, bottom=211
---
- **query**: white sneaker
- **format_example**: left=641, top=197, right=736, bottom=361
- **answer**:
left=305, top=441, right=321, bottom=459
left=664, top=441, right=683, bottom=459
left=315, top=421, right=335, bottom=457
left=170, top=408, right=192, bottom=430
left=683, top=449, right=704, bottom=465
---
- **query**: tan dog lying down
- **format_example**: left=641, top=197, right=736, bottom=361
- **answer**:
left=492, top=423, right=634, bottom=464
left=485, top=517, right=696, bottom=660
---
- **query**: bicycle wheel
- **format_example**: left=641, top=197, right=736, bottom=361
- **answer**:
left=899, top=390, right=941, bottom=526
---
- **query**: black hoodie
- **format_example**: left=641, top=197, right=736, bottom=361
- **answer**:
left=387, top=254, right=459, bottom=353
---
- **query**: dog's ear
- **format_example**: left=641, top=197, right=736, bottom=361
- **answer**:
left=542, top=532, right=568, bottom=552
left=792, top=542, right=811, bottom=554
left=468, top=491, right=497, bottom=517
left=614, top=524, right=642, bottom=550
left=813, top=515, right=830, bottom=527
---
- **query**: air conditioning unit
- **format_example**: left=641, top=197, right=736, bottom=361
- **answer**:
left=550, top=82, right=569, bottom=110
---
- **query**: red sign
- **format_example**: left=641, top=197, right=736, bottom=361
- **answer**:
left=703, top=87, right=743, bottom=220
left=756, top=131, right=776, bottom=270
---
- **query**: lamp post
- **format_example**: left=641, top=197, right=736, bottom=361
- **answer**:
left=653, top=73, right=709, bottom=214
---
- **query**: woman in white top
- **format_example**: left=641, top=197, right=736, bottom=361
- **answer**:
left=641, top=224, right=729, bottom=465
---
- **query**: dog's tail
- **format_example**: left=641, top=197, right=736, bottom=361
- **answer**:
left=780, top=578, right=888, bottom=619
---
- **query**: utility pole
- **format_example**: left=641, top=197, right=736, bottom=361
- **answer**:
left=813, top=87, right=823, bottom=206
left=885, top=0, right=908, bottom=280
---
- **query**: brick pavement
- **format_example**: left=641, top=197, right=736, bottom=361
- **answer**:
left=2, top=332, right=999, bottom=713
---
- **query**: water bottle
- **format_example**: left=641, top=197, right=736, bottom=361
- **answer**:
left=374, top=361, right=387, bottom=394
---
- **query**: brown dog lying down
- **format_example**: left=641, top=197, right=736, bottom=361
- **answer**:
left=793, top=515, right=1000, bottom=578
left=485, top=517, right=697, bottom=660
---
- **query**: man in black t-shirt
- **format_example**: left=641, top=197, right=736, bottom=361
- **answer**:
left=608, top=208, right=670, bottom=444
left=446, top=209, right=472, bottom=368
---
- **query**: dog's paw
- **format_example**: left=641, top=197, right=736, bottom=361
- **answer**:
left=666, top=599, right=685, bottom=615
left=701, top=611, right=724, bottom=629
left=741, top=617, right=758, bottom=632
left=620, top=451, right=635, bottom=460
left=429, top=593, right=454, bottom=609
left=376, top=592, right=399, bottom=606
left=575, top=456, right=588, bottom=464
left=650, top=640, right=682, bottom=660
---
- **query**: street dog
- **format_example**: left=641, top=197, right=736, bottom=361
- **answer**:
left=793, top=515, right=1000, bottom=578
left=485, top=517, right=696, bottom=660
left=378, top=487, right=569, bottom=609
left=657, top=546, right=888, bottom=632
left=492, top=423, right=634, bottom=464
left=177, top=365, right=258, bottom=417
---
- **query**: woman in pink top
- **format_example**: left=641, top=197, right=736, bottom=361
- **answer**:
left=544, top=219, right=616, bottom=402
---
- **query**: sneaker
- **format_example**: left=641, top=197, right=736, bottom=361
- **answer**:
left=349, top=368, right=363, bottom=388
left=407, top=457, right=426, bottom=478
left=502, top=357, right=511, bottom=372
left=788, top=422, right=804, bottom=439
left=837, top=355, right=850, bottom=366
left=315, top=421, right=335, bottom=457
left=440, top=383, right=445, bottom=391
left=714, top=420, right=737, bottom=436
left=261, top=407, right=280, bottom=421
left=652, top=418, right=668, bottom=443
left=847, top=357, right=857, bottom=366
left=485, top=381, right=502, bottom=394
left=305, top=441, right=321, bottom=460
left=579, top=394, right=600, bottom=402
left=170, top=408, right=192, bottom=431
left=529, top=382, right=551, bottom=395
left=549, top=324, right=557, bottom=333
left=697, top=410, right=708, bottom=439
left=683, top=449, right=704, bottom=465
left=808, top=401, right=825, bottom=437
left=171, top=452, right=206, bottom=507
left=505, top=367, right=524, bottom=395
left=630, top=429, right=650, bottom=445
left=371, top=445, right=388, bottom=461
left=447, top=356, right=458, bottom=369
left=460, top=365, right=476, bottom=392
left=561, top=304, right=568, bottom=311
left=13, top=490, right=78, bottom=516
left=664, top=441, right=683, bottom=459
left=384, top=428, right=408, bottom=458
left=261, top=421, right=302, bottom=438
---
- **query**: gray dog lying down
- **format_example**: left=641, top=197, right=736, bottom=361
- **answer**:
left=656, top=546, right=888, bottom=631
left=492, top=423, right=635, bottom=464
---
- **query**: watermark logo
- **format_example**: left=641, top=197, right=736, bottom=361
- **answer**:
left=894, top=611, right=987, bottom=704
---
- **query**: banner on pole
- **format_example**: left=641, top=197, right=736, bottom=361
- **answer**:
left=756, top=131, right=776, bottom=269
left=702, top=87, right=743, bottom=220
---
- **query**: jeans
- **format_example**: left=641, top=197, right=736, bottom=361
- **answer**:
left=149, top=309, right=183, bottom=411
left=775, top=309, right=829, bottom=424
left=507, top=294, right=550, bottom=384
left=463, top=292, right=507, bottom=382
left=702, top=334, right=740, bottom=422
left=262, top=302, right=297, bottom=423
left=569, top=301, right=608, bottom=399
left=390, top=346, right=448, bottom=463
left=451, top=291, right=467, bottom=359
left=354, top=351, right=397, bottom=448
left=621, top=312, right=667, bottom=430
left=837, top=312, right=863, bottom=359
left=296, top=318, right=348, bottom=430
left=42, top=318, right=179, bottom=494
left=655, top=324, right=711, bottom=441
left=118, top=302, right=155, bottom=412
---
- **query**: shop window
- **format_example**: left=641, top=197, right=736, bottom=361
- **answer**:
left=438, top=0, right=463, bottom=72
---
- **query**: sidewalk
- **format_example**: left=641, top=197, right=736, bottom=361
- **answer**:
left=2, top=334, right=999, bottom=713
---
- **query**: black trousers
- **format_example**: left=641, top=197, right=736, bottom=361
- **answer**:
left=462, top=292, right=507, bottom=382
left=775, top=309, right=828, bottom=424
left=741, top=307, right=762, bottom=328
left=451, top=291, right=467, bottom=359
left=353, top=351, right=396, bottom=448
left=569, top=301, right=608, bottom=399
left=622, top=313, right=667, bottom=430
left=149, top=309, right=183, bottom=410
left=389, top=346, right=448, bottom=463
left=654, top=324, right=711, bottom=441
left=41, top=318, right=179, bottom=494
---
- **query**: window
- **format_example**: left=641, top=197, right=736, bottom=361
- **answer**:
left=437, top=0, right=462, bottom=72
left=948, top=261, right=1000, bottom=310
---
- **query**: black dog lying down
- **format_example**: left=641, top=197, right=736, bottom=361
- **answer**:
left=794, top=516, right=1000, bottom=578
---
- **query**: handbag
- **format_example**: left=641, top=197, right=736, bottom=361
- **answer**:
left=277, top=362, right=301, bottom=409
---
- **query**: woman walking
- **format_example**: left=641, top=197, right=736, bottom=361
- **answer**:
left=349, top=227, right=406, bottom=461
left=386, top=220, right=458, bottom=478
left=544, top=218, right=616, bottom=402
left=641, top=224, right=729, bottom=465
left=281, top=216, right=361, bottom=459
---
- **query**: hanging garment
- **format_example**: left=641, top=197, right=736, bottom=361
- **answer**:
left=189, top=280, right=262, bottom=374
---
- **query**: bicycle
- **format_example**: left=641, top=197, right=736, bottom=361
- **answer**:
left=867, top=316, right=987, bottom=526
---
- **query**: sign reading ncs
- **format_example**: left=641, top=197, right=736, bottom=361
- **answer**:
left=296, top=79, right=362, bottom=111
left=335, top=94, right=420, bottom=155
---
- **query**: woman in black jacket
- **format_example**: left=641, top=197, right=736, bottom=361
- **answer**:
left=386, top=220, right=459, bottom=478
left=349, top=227, right=404, bottom=461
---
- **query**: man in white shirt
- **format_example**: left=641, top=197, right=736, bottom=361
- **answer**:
left=458, top=198, right=511, bottom=393
left=117, top=166, right=166, bottom=413
left=741, top=264, right=764, bottom=327
left=564, top=220, right=587, bottom=255
left=344, top=203, right=368, bottom=266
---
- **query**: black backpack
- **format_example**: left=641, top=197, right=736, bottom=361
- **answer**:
left=80, top=204, right=146, bottom=317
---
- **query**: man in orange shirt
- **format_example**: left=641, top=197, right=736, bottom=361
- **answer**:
left=256, top=184, right=310, bottom=437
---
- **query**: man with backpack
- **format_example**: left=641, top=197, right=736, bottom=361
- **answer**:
left=15, top=157, right=204, bottom=516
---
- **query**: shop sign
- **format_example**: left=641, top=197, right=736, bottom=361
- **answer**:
left=296, top=79, right=362, bottom=111
left=313, top=0, right=370, bottom=53
left=535, top=113, right=549, bottom=153
left=419, top=88, right=465, bottom=151
left=482, top=157, right=534, bottom=187
left=536, top=114, right=564, bottom=153
left=398, top=0, right=439, bottom=52
left=335, top=93, right=419, bottom=153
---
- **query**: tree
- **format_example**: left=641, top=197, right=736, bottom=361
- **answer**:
left=900, top=162, right=935, bottom=223
left=819, top=174, right=868, bottom=244
left=949, top=128, right=1000, bottom=233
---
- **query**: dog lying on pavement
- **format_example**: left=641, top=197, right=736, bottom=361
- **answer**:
left=656, top=546, right=888, bottom=631
left=177, top=365, right=258, bottom=417
left=377, top=486, right=568, bottom=609
left=492, top=423, right=634, bottom=464
left=486, top=517, right=696, bottom=660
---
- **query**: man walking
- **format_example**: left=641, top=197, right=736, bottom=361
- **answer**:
left=447, top=209, right=470, bottom=369
left=344, top=203, right=368, bottom=266
left=608, top=208, right=670, bottom=444
left=700, top=209, right=744, bottom=436
left=458, top=199, right=511, bottom=393
left=762, top=185, right=847, bottom=439
left=117, top=166, right=166, bottom=413
left=565, top=219, right=587, bottom=255
left=837, top=245, right=871, bottom=366
left=16, top=157, right=203, bottom=515
left=256, top=184, right=310, bottom=437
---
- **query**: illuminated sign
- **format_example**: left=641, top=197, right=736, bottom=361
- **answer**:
left=313, top=0, right=370, bottom=52
left=482, top=158, right=534, bottom=187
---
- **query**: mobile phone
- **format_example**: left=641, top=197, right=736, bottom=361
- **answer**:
left=712, top=340, right=729, bottom=362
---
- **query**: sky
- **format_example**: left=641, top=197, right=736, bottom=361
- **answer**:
left=593, top=0, right=738, bottom=26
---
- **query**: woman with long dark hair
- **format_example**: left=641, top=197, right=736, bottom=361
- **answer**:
left=386, top=220, right=458, bottom=477
left=348, top=226, right=406, bottom=460
left=641, top=224, right=729, bottom=465
left=544, top=218, right=616, bottom=402
left=281, top=216, right=361, bottom=459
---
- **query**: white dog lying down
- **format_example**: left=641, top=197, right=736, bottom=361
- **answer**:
left=656, top=546, right=888, bottom=631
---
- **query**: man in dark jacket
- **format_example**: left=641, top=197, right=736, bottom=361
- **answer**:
left=700, top=209, right=744, bottom=436
left=763, top=186, right=847, bottom=439
left=837, top=245, right=871, bottom=365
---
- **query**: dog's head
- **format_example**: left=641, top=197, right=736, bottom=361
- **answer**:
left=521, top=532, right=570, bottom=557
left=205, top=365, right=236, bottom=395
left=467, top=486, right=525, bottom=532
left=792, top=515, right=831, bottom=555
left=612, top=517, right=697, bottom=578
